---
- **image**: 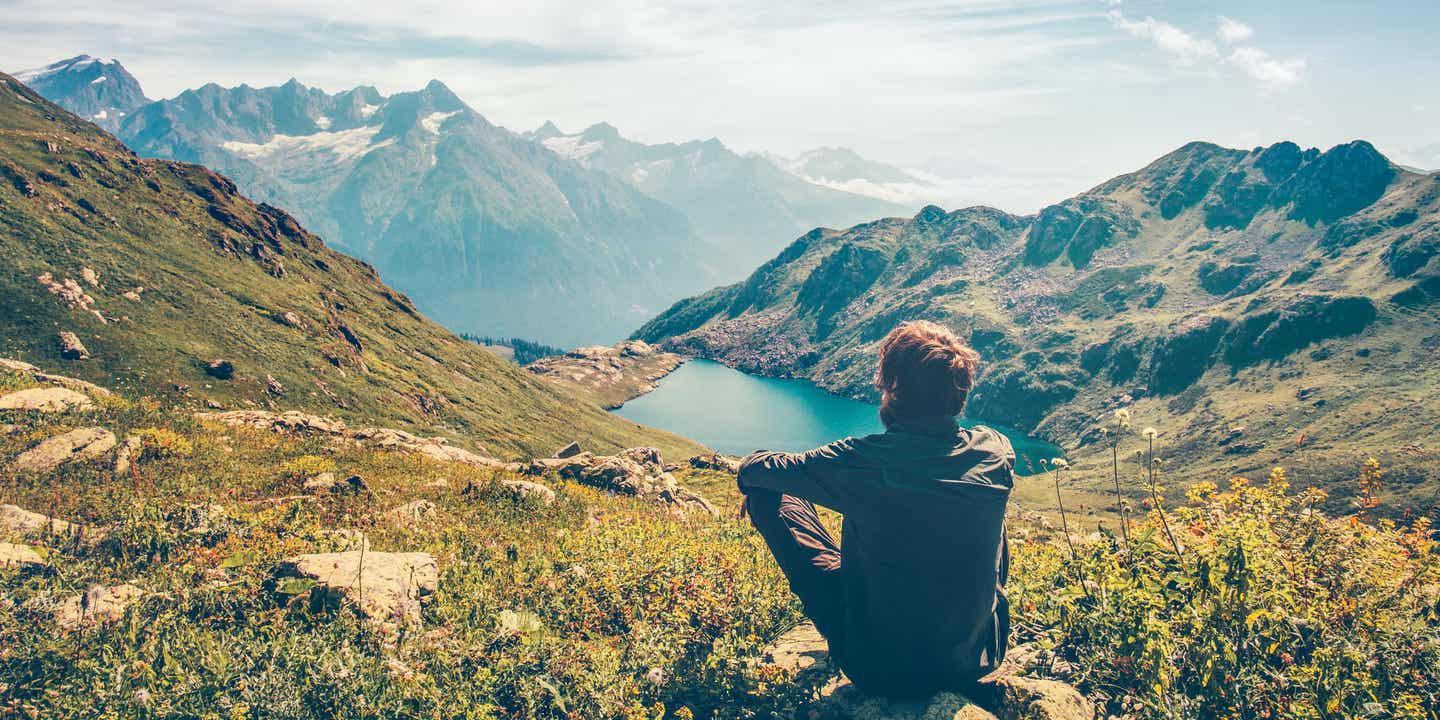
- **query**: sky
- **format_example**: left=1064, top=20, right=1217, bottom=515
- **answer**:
left=3, top=0, right=1438, bottom=213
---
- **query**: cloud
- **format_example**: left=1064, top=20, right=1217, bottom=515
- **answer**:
left=1107, top=9, right=1303, bottom=88
left=1217, top=16, right=1254, bottom=44
left=1226, top=47, right=1305, bottom=88
left=1106, top=11, right=1217, bottom=64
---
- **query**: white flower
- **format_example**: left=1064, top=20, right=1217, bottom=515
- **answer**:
left=1049, top=458, right=1070, bottom=469
left=645, top=667, right=667, bottom=686
left=1142, top=427, right=1158, bottom=440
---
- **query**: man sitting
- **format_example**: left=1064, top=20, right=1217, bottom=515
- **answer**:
left=738, top=320, right=1013, bottom=700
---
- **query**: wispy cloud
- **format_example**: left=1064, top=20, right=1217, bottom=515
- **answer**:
left=1106, top=7, right=1304, bottom=88
left=1217, top=16, right=1254, bottom=44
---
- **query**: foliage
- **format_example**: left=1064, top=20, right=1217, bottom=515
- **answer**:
left=1011, top=465, right=1440, bottom=720
left=134, top=427, right=195, bottom=460
left=463, top=335, right=567, bottom=366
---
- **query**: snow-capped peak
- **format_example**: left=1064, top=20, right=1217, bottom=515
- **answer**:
left=14, top=55, right=115, bottom=83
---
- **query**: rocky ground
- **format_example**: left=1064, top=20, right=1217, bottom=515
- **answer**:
left=525, top=340, right=684, bottom=409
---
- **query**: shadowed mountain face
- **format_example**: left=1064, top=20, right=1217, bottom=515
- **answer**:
left=0, top=72, right=699, bottom=459
left=637, top=139, right=1440, bottom=499
left=11, top=56, right=149, bottom=132
left=104, top=78, right=710, bottom=347
left=526, top=122, right=913, bottom=281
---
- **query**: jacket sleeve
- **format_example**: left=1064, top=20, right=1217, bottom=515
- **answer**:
left=736, top=438, right=864, bottom=513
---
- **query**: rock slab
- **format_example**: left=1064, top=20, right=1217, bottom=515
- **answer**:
left=56, top=584, right=143, bottom=629
left=0, top=387, right=93, bottom=412
left=9, top=426, right=117, bottom=474
left=277, top=551, right=438, bottom=627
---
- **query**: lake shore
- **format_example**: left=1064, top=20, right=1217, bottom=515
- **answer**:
left=526, top=341, right=686, bottom=409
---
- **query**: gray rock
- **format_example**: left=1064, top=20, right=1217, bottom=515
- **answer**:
left=1, top=504, right=81, bottom=537
left=762, top=622, right=1092, bottom=720
left=205, top=359, right=234, bottom=380
left=276, top=551, right=438, bottom=628
left=387, top=500, right=439, bottom=525
left=112, top=435, right=141, bottom=475
left=501, top=479, right=557, bottom=505
left=57, top=331, right=89, bottom=360
left=0, top=542, right=47, bottom=569
left=543, top=447, right=718, bottom=517
left=0, top=387, right=93, bottom=412
left=55, top=584, right=143, bottom=629
left=689, top=453, right=740, bottom=474
left=554, top=441, right=583, bottom=458
left=9, top=427, right=117, bottom=474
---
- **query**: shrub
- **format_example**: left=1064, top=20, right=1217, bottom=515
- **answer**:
left=1011, top=465, right=1440, bottom=719
left=134, top=427, right=194, bottom=460
left=278, top=455, right=337, bottom=481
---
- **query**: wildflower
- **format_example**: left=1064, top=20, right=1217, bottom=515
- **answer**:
left=1142, top=427, right=1157, bottom=440
left=645, top=667, right=668, bottom=686
left=1049, top=458, right=1069, bottom=469
left=134, top=688, right=151, bottom=707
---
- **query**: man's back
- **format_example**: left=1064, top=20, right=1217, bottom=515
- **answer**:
left=738, top=415, right=1014, bottom=698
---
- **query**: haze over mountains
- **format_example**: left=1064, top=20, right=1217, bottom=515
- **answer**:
left=16, top=56, right=923, bottom=347
left=638, top=139, right=1440, bottom=504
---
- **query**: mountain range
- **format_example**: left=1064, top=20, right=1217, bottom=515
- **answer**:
left=14, top=57, right=920, bottom=347
left=638, top=139, right=1440, bottom=506
left=525, top=122, right=914, bottom=277
left=0, top=70, right=697, bottom=459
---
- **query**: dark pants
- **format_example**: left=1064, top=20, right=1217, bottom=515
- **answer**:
left=743, top=489, right=849, bottom=659
left=744, top=488, right=1004, bottom=707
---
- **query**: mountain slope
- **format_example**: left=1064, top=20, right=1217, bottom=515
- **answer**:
left=0, top=71, right=700, bottom=459
left=11, top=55, right=149, bottom=132
left=637, top=140, right=1440, bottom=504
left=110, top=78, right=708, bottom=347
left=528, top=122, right=913, bottom=279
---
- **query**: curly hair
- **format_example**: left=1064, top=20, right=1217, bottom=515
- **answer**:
left=874, top=320, right=981, bottom=424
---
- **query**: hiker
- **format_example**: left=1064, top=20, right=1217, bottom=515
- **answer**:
left=737, top=320, right=1013, bottom=700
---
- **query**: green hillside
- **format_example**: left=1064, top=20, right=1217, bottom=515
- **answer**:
left=0, top=72, right=700, bottom=460
left=637, top=141, right=1440, bottom=509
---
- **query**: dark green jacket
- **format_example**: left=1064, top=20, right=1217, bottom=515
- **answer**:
left=738, top=415, right=1013, bottom=697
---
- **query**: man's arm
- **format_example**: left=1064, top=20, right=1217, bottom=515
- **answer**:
left=736, top=439, right=862, bottom=513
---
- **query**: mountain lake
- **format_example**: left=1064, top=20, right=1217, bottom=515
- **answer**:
left=613, top=359, right=1062, bottom=474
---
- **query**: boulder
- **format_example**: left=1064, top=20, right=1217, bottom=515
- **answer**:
left=275, top=551, right=438, bottom=628
left=55, top=584, right=143, bottom=629
left=387, top=500, right=439, bottom=525
left=501, top=479, right=557, bottom=505
left=303, top=472, right=338, bottom=492
left=1, top=504, right=81, bottom=537
left=112, top=435, right=141, bottom=475
left=689, top=453, right=740, bottom=474
left=762, top=622, right=1092, bottom=720
left=57, top=331, right=89, bottom=360
left=0, top=542, right=47, bottom=569
left=0, top=387, right=93, bottom=412
left=554, top=441, right=582, bottom=458
left=526, top=447, right=718, bottom=516
left=9, top=427, right=117, bottom=474
left=205, top=359, right=235, bottom=380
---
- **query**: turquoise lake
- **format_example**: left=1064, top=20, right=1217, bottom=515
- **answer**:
left=614, top=359, right=1060, bottom=475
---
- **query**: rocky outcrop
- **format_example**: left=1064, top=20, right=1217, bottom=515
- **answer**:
left=56, top=331, right=90, bottom=359
left=0, top=358, right=113, bottom=397
left=526, top=341, right=684, bottom=409
left=689, top=453, right=740, bottom=474
left=500, top=479, right=557, bottom=505
left=1, top=504, right=82, bottom=537
left=55, top=584, right=144, bottom=629
left=9, top=426, right=117, bottom=474
left=0, top=542, right=48, bottom=569
left=195, top=410, right=499, bottom=467
left=0, top=387, right=93, bottom=412
left=516, top=447, right=717, bottom=516
left=205, top=359, right=235, bottom=380
left=1223, top=294, right=1377, bottom=368
left=763, top=622, right=1092, bottom=720
left=274, top=551, right=438, bottom=628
